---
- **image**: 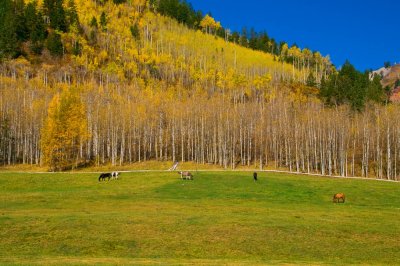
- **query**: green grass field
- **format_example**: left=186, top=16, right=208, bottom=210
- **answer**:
left=0, top=171, right=399, bottom=265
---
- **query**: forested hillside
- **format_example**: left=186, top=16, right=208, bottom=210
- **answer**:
left=0, top=0, right=398, bottom=180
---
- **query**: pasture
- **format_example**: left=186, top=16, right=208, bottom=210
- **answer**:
left=0, top=171, right=399, bottom=265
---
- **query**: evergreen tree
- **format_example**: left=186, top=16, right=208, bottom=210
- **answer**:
left=90, top=16, right=98, bottom=28
left=149, top=0, right=157, bottom=11
left=25, top=2, right=47, bottom=54
left=240, top=27, right=248, bottom=47
left=24, top=2, right=39, bottom=32
left=248, top=28, right=258, bottom=50
left=0, top=0, right=19, bottom=59
left=366, top=74, right=385, bottom=104
left=258, top=31, right=270, bottom=52
left=44, top=0, right=68, bottom=32
left=130, top=23, right=140, bottom=40
left=319, top=60, right=385, bottom=110
left=100, top=11, right=107, bottom=32
left=230, top=31, right=240, bottom=44
left=193, top=10, right=203, bottom=28
left=216, top=27, right=225, bottom=39
left=46, top=31, right=63, bottom=56
left=176, top=1, right=189, bottom=24
left=14, top=0, right=29, bottom=42
left=66, top=0, right=79, bottom=29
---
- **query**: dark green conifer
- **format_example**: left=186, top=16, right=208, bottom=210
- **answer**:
left=43, top=0, right=68, bottom=32
left=46, top=31, right=63, bottom=56
left=90, top=16, right=98, bottom=28
left=100, top=11, right=107, bottom=32
left=130, top=23, right=140, bottom=40
left=66, top=0, right=80, bottom=28
left=0, top=0, right=19, bottom=59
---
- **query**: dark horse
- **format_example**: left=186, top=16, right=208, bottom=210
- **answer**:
left=333, top=193, right=345, bottom=203
left=99, top=173, right=112, bottom=181
left=178, top=171, right=193, bottom=180
left=253, top=172, right=258, bottom=181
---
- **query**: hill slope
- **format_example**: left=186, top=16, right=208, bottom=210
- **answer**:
left=0, top=0, right=310, bottom=169
left=371, top=64, right=400, bottom=102
left=0, top=0, right=400, bottom=181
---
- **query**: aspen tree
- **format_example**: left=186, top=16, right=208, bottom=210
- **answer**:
left=41, top=88, right=89, bottom=171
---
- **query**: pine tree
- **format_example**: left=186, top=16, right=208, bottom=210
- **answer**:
left=24, top=2, right=38, bottom=32
left=66, top=0, right=79, bottom=29
left=14, top=0, right=29, bottom=42
left=0, top=0, right=19, bottom=59
left=90, top=16, right=98, bottom=28
left=100, top=11, right=107, bottom=32
left=240, top=27, right=248, bottom=47
left=44, top=0, right=68, bottom=32
left=46, top=31, right=63, bottom=56
left=31, top=11, right=47, bottom=54
left=25, top=2, right=47, bottom=54
left=130, top=23, right=140, bottom=40
left=366, top=74, right=385, bottom=104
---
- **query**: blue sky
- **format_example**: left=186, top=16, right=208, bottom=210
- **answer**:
left=188, top=0, right=400, bottom=71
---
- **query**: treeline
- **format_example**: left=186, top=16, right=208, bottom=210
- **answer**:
left=148, top=0, right=298, bottom=58
left=320, top=61, right=385, bottom=110
left=144, top=0, right=337, bottom=92
left=0, top=0, right=79, bottom=59
left=1, top=69, right=399, bottom=180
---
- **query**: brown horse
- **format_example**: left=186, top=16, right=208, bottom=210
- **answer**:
left=178, top=171, right=193, bottom=180
left=333, top=193, right=345, bottom=203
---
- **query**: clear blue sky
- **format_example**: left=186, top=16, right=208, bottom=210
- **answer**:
left=188, top=0, right=400, bottom=71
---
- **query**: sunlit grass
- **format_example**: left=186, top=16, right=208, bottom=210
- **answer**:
left=0, top=171, right=399, bottom=265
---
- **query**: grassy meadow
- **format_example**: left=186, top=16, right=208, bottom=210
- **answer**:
left=0, top=170, right=399, bottom=265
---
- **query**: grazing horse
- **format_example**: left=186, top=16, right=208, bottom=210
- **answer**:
left=99, top=173, right=112, bottom=181
left=111, top=171, right=120, bottom=180
left=333, top=193, right=345, bottom=203
left=178, top=171, right=193, bottom=180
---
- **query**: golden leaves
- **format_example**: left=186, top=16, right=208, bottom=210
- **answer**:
left=41, top=88, right=89, bottom=171
left=200, top=15, right=221, bottom=34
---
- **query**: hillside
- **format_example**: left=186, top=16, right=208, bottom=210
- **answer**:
left=372, top=64, right=399, bottom=86
left=371, top=64, right=400, bottom=102
left=0, top=0, right=314, bottom=168
left=0, top=0, right=399, bottom=181
left=381, top=64, right=400, bottom=102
